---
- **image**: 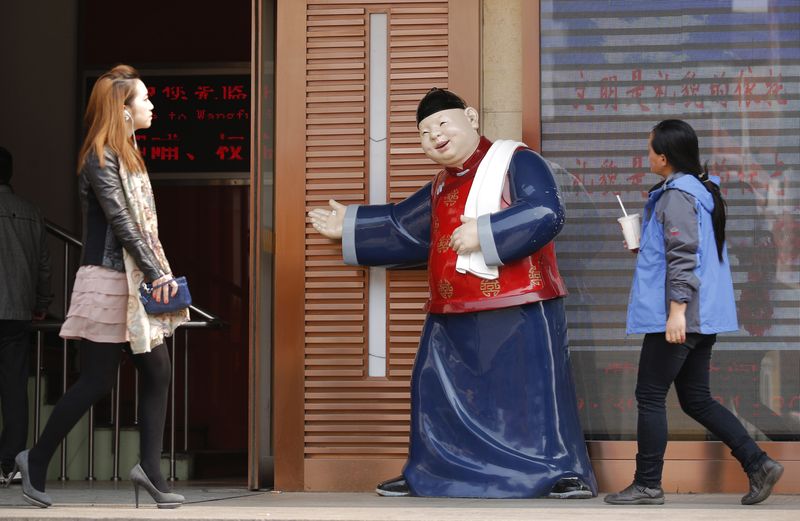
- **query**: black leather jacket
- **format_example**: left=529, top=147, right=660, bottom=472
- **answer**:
left=79, top=149, right=165, bottom=282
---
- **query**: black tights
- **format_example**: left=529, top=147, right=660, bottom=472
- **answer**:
left=28, top=340, right=171, bottom=492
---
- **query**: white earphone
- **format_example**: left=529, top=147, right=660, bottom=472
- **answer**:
left=123, top=108, right=138, bottom=149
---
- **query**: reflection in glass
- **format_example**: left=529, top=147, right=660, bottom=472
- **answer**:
left=539, top=0, right=799, bottom=441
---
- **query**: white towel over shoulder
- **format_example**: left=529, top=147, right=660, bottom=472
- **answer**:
left=455, top=139, right=525, bottom=280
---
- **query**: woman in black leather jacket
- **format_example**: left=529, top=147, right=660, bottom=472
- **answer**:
left=10, top=65, right=185, bottom=509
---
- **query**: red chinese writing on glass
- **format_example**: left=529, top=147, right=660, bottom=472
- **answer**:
left=569, top=153, right=786, bottom=198
left=572, top=67, right=788, bottom=112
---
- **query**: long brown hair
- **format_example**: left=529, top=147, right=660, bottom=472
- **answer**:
left=78, top=64, right=146, bottom=174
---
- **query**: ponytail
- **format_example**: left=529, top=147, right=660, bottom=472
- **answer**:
left=698, top=163, right=726, bottom=262
left=651, top=120, right=727, bottom=261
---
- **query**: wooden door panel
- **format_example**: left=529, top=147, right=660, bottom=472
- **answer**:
left=275, top=0, right=479, bottom=491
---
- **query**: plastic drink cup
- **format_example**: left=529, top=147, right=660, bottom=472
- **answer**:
left=618, top=213, right=641, bottom=250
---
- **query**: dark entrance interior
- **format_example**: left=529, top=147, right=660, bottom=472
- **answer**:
left=79, top=0, right=252, bottom=480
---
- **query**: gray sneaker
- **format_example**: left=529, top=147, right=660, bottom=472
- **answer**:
left=742, top=456, right=784, bottom=505
left=547, top=477, right=594, bottom=499
left=604, top=482, right=665, bottom=505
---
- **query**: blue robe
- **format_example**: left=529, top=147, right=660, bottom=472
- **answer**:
left=341, top=145, right=597, bottom=498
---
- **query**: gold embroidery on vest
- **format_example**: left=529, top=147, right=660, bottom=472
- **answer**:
left=432, top=215, right=439, bottom=232
left=444, top=190, right=459, bottom=207
left=438, top=280, right=454, bottom=299
left=437, top=235, right=450, bottom=253
left=479, top=279, right=501, bottom=297
left=529, top=264, right=544, bottom=290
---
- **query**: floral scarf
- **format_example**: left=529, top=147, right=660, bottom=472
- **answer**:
left=118, top=163, right=189, bottom=354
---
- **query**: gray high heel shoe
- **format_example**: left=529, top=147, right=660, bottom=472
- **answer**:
left=4, top=450, right=52, bottom=508
left=129, top=463, right=184, bottom=509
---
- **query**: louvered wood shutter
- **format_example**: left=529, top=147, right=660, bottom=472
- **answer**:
left=304, top=0, right=448, bottom=462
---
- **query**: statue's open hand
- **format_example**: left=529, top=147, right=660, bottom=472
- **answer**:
left=308, top=199, right=346, bottom=240
left=449, top=215, right=480, bottom=255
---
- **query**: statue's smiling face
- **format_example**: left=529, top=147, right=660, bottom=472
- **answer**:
left=418, top=108, right=480, bottom=168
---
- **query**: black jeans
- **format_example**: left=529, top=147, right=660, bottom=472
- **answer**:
left=634, top=333, right=766, bottom=487
left=0, top=320, right=30, bottom=472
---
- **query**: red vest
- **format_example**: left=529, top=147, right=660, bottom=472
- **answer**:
left=426, top=137, right=568, bottom=314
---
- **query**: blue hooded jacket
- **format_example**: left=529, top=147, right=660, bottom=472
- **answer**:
left=627, top=173, right=738, bottom=334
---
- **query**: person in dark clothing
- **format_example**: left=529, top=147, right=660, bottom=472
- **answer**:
left=0, top=146, right=52, bottom=485
left=604, top=120, right=783, bottom=506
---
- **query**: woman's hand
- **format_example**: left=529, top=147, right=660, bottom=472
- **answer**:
left=308, top=199, right=346, bottom=240
left=622, top=241, right=639, bottom=254
left=152, top=274, right=178, bottom=304
left=665, top=301, right=687, bottom=344
left=450, top=215, right=480, bottom=255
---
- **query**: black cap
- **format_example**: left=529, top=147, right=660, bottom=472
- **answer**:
left=416, top=88, right=467, bottom=126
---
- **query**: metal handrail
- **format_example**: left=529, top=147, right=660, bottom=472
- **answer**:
left=44, top=221, right=223, bottom=325
left=32, top=220, right=225, bottom=481
left=45, top=220, right=82, bottom=247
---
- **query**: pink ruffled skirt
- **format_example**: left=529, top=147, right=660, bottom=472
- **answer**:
left=60, top=265, right=129, bottom=343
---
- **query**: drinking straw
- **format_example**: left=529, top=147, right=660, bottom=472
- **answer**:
left=616, top=194, right=628, bottom=217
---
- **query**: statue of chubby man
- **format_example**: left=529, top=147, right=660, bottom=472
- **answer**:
left=308, top=88, right=597, bottom=499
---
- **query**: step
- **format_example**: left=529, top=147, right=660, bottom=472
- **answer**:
left=0, top=377, right=193, bottom=481
left=41, top=425, right=193, bottom=482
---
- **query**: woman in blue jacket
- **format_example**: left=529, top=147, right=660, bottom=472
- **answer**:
left=604, top=120, right=783, bottom=506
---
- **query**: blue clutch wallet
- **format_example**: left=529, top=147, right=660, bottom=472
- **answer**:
left=139, top=276, right=192, bottom=315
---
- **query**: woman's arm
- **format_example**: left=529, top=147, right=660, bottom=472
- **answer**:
left=82, top=150, right=166, bottom=282
left=658, top=189, right=700, bottom=343
left=659, top=190, right=700, bottom=305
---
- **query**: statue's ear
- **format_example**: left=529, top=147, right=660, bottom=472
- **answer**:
left=464, top=107, right=479, bottom=130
